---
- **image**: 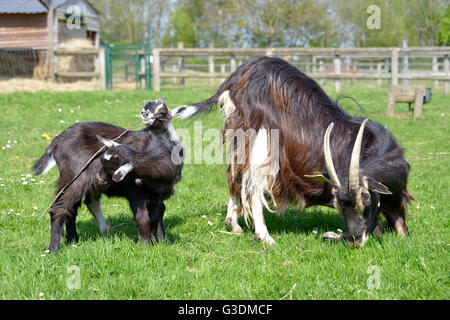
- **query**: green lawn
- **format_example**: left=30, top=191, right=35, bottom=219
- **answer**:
left=0, top=82, right=448, bottom=299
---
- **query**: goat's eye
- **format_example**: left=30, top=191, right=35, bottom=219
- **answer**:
left=361, top=191, right=370, bottom=205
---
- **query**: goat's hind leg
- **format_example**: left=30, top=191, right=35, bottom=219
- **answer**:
left=49, top=207, right=66, bottom=252
left=65, top=200, right=81, bottom=244
left=85, top=190, right=111, bottom=234
left=251, top=193, right=275, bottom=245
left=49, top=200, right=80, bottom=251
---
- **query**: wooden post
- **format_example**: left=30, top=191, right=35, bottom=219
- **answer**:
left=312, top=56, right=316, bottom=74
left=413, top=86, right=425, bottom=119
left=172, top=64, right=177, bottom=84
left=220, top=64, right=226, bottom=82
left=345, top=57, right=350, bottom=86
left=178, top=42, right=184, bottom=85
left=319, top=60, right=324, bottom=85
left=45, top=0, right=54, bottom=81
left=152, top=48, right=160, bottom=92
left=230, top=57, right=236, bottom=72
left=377, top=63, right=382, bottom=86
left=386, top=86, right=396, bottom=117
left=391, top=48, right=399, bottom=86
left=98, top=47, right=105, bottom=90
left=208, top=43, right=214, bottom=87
left=432, top=57, right=439, bottom=89
left=140, top=54, right=145, bottom=88
left=351, top=60, right=357, bottom=85
left=385, top=57, right=390, bottom=85
left=266, top=47, right=273, bottom=56
left=334, top=54, right=341, bottom=93
left=444, top=55, right=449, bottom=95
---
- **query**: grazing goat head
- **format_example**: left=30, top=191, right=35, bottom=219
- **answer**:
left=306, top=119, right=391, bottom=247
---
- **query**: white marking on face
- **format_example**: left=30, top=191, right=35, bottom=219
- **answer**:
left=154, top=104, right=165, bottom=114
left=103, top=153, right=112, bottom=160
left=359, top=232, right=369, bottom=247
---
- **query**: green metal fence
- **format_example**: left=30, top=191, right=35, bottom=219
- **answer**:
left=104, top=41, right=151, bottom=90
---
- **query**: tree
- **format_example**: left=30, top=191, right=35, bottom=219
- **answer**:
left=90, top=0, right=173, bottom=46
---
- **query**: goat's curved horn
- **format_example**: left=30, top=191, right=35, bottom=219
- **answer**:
left=348, top=119, right=368, bottom=191
left=324, top=122, right=342, bottom=189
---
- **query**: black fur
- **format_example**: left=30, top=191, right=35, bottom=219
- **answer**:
left=33, top=99, right=182, bottom=252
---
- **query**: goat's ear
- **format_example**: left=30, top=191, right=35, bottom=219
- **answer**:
left=305, top=172, right=332, bottom=184
left=366, top=177, right=392, bottom=194
left=96, top=135, right=120, bottom=147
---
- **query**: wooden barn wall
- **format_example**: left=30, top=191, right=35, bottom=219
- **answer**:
left=0, top=14, right=48, bottom=49
left=55, top=10, right=100, bottom=47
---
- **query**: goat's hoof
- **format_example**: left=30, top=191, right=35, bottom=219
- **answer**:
left=256, top=233, right=275, bottom=245
left=224, top=217, right=233, bottom=227
left=100, top=224, right=112, bottom=234
left=231, top=226, right=243, bottom=234
left=224, top=218, right=243, bottom=234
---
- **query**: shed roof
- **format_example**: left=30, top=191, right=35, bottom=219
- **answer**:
left=0, top=0, right=47, bottom=13
left=0, top=0, right=97, bottom=14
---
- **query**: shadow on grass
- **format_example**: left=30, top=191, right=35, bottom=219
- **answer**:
left=264, top=208, right=346, bottom=235
left=75, top=214, right=184, bottom=245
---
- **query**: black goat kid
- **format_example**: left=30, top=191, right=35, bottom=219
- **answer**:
left=32, top=97, right=183, bottom=252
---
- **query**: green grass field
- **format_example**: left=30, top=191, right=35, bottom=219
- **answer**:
left=0, top=81, right=448, bottom=299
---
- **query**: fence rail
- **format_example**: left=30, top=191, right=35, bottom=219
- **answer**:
left=152, top=46, right=450, bottom=93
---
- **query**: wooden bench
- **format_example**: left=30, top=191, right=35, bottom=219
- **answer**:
left=386, top=84, right=427, bottom=119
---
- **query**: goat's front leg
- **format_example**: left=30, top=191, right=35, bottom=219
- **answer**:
left=224, top=194, right=243, bottom=234
left=380, top=198, right=409, bottom=236
left=85, top=190, right=111, bottom=234
left=129, top=199, right=151, bottom=244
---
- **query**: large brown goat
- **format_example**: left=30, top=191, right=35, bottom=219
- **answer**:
left=173, top=56, right=413, bottom=248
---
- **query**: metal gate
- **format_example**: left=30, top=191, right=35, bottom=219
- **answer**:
left=104, top=41, right=151, bottom=90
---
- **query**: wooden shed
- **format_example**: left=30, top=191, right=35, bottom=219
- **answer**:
left=0, top=0, right=100, bottom=78
left=0, top=0, right=100, bottom=49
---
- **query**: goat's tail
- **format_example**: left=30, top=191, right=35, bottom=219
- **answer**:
left=32, top=144, right=56, bottom=175
left=171, top=89, right=225, bottom=119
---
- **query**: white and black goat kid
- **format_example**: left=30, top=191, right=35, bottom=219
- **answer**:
left=33, top=97, right=183, bottom=252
